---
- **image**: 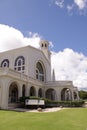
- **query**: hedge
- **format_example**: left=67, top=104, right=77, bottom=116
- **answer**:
left=45, top=100, right=85, bottom=107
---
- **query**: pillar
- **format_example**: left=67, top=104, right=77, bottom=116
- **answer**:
left=1, top=79, right=8, bottom=109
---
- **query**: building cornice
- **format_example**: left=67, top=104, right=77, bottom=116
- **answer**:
left=0, top=45, right=51, bottom=65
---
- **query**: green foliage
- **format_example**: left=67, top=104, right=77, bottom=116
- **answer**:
left=19, top=96, right=29, bottom=103
left=45, top=100, right=84, bottom=107
left=29, top=96, right=42, bottom=100
left=79, top=90, right=87, bottom=100
left=0, top=108, right=87, bottom=130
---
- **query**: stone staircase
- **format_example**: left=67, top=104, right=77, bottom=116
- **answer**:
left=8, top=103, right=20, bottom=109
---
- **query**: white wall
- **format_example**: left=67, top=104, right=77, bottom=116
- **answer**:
left=0, top=45, right=51, bottom=82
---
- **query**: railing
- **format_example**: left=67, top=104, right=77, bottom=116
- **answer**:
left=0, top=67, right=43, bottom=86
left=45, top=81, right=73, bottom=87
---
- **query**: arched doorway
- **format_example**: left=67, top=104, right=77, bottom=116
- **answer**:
left=73, top=91, right=77, bottom=100
left=45, top=89, right=56, bottom=100
left=30, top=86, right=36, bottom=96
left=61, top=88, right=72, bottom=101
left=9, top=82, right=18, bottom=103
left=38, top=88, right=43, bottom=97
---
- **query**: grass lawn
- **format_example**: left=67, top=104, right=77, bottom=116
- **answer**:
left=0, top=108, right=87, bottom=130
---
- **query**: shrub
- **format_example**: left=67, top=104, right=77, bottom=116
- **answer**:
left=45, top=100, right=84, bottom=107
left=19, top=96, right=29, bottom=103
left=19, top=96, right=41, bottom=103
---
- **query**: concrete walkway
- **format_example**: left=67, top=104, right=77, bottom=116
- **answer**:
left=8, top=107, right=63, bottom=112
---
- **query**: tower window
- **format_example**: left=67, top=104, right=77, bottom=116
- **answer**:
left=45, top=44, right=47, bottom=47
left=41, top=44, right=43, bottom=47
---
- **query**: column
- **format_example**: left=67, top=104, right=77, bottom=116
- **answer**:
left=19, top=84, right=22, bottom=98
left=35, top=87, right=39, bottom=97
left=1, top=80, right=8, bottom=109
left=26, top=84, right=29, bottom=97
left=71, top=90, right=74, bottom=101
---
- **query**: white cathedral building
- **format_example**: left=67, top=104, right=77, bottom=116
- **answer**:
left=0, top=40, right=79, bottom=109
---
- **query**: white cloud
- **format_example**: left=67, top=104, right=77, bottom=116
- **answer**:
left=49, top=41, right=54, bottom=48
left=51, top=48, right=87, bottom=89
left=0, top=24, right=41, bottom=52
left=0, top=24, right=54, bottom=51
left=67, top=4, right=74, bottom=12
left=74, top=0, right=87, bottom=10
left=52, top=0, right=87, bottom=15
left=54, top=0, right=64, bottom=8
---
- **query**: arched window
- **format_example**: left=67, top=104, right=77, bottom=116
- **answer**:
left=45, top=44, right=47, bottom=47
left=30, top=86, right=36, bottom=96
left=38, top=88, right=43, bottom=97
left=36, top=62, right=45, bottom=81
left=14, top=56, right=25, bottom=73
left=9, top=82, right=18, bottom=103
left=1, top=59, right=9, bottom=67
left=61, top=88, right=72, bottom=101
left=73, top=92, right=77, bottom=100
left=45, top=89, right=56, bottom=100
left=41, top=44, right=43, bottom=47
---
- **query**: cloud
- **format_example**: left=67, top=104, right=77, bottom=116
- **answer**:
left=54, top=0, right=64, bottom=8
left=52, top=0, right=87, bottom=15
left=0, top=24, right=87, bottom=89
left=0, top=24, right=53, bottom=52
left=51, top=48, right=87, bottom=89
left=74, top=0, right=87, bottom=10
left=67, top=4, right=74, bottom=12
left=0, top=24, right=41, bottom=52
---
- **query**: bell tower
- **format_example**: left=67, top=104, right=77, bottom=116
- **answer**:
left=39, top=40, right=51, bottom=62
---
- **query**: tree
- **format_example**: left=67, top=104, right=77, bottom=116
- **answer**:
left=79, top=90, right=87, bottom=100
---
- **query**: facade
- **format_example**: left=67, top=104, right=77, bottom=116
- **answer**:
left=0, top=40, right=79, bottom=109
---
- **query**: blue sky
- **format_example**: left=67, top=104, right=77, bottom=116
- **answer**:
left=0, top=0, right=87, bottom=89
left=0, top=0, right=87, bottom=54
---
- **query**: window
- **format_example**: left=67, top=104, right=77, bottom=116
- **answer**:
left=36, top=62, right=45, bottom=81
left=14, top=56, right=25, bottom=73
left=45, top=44, right=47, bottom=47
left=41, top=44, right=43, bottom=47
left=1, top=59, right=9, bottom=68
